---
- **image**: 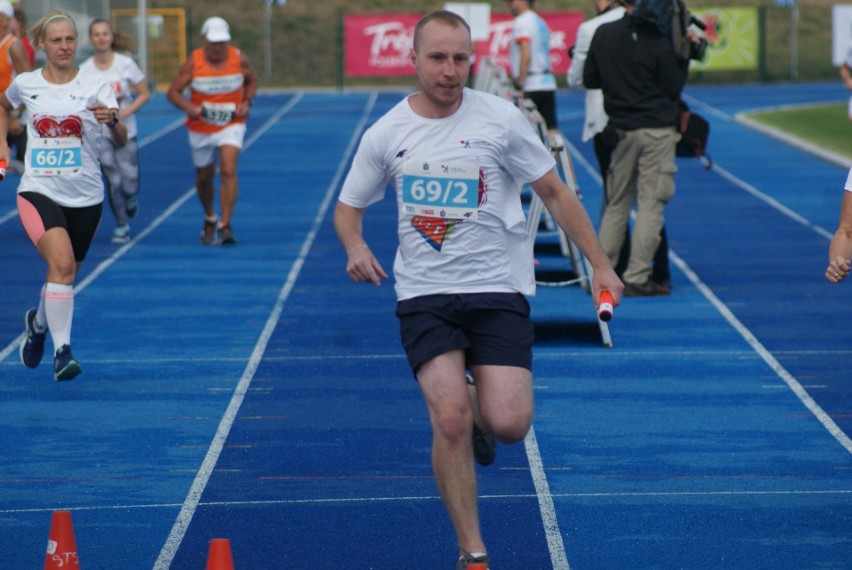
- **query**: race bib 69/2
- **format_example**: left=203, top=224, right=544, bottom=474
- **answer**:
left=401, top=161, right=479, bottom=220
left=29, top=137, right=83, bottom=176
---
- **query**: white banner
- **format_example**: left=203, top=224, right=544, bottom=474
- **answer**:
left=832, top=4, right=852, bottom=66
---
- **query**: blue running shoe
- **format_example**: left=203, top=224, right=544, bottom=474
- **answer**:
left=54, top=345, right=82, bottom=381
left=19, top=308, right=46, bottom=368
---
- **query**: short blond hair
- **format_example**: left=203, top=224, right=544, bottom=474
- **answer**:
left=413, top=10, right=471, bottom=53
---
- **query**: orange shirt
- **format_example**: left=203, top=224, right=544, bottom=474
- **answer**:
left=0, top=34, right=17, bottom=91
left=187, top=45, right=245, bottom=134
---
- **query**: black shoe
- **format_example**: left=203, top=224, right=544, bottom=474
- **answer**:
left=472, top=423, right=496, bottom=466
left=466, top=371, right=496, bottom=466
left=651, top=277, right=672, bottom=294
left=200, top=216, right=219, bottom=245
left=624, top=280, right=670, bottom=297
left=218, top=225, right=237, bottom=245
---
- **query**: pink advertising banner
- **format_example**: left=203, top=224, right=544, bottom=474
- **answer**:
left=344, top=12, right=584, bottom=78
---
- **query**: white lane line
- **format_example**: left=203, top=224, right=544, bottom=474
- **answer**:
left=4, top=487, right=849, bottom=516
left=153, top=91, right=378, bottom=570
left=525, top=426, right=571, bottom=570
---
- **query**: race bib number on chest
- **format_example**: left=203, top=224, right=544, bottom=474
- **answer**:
left=29, top=137, right=83, bottom=176
left=201, top=102, right=237, bottom=126
left=401, top=161, right=479, bottom=220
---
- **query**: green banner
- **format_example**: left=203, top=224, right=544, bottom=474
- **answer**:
left=691, top=7, right=759, bottom=71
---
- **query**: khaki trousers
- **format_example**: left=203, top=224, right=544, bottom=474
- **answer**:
left=599, top=126, right=679, bottom=285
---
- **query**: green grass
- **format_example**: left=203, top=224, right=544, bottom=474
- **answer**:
left=742, top=103, right=852, bottom=160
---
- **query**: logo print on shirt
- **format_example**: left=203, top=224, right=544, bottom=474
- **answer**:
left=396, top=149, right=407, bottom=158
left=411, top=168, right=490, bottom=252
left=33, top=115, right=83, bottom=138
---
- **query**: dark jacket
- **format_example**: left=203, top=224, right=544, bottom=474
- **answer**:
left=583, top=14, right=688, bottom=130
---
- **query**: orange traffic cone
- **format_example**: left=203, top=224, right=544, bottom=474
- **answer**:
left=206, top=538, right=235, bottom=570
left=44, top=510, right=80, bottom=569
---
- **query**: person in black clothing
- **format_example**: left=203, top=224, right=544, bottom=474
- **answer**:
left=567, top=0, right=671, bottom=288
left=583, top=0, right=689, bottom=296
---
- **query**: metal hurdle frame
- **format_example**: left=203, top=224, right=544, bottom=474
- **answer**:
left=474, top=57, right=612, bottom=347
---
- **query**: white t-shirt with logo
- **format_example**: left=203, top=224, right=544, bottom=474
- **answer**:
left=510, top=10, right=557, bottom=92
left=80, top=52, right=145, bottom=139
left=339, top=88, right=555, bottom=301
left=6, top=68, right=118, bottom=207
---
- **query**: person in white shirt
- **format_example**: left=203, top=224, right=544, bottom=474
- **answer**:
left=508, top=0, right=559, bottom=140
left=826, top=167, right=852, bottom=283
left=80, top=19, right=150, bottom=244
left=841, top=39, right=852, bottom=121
left=567, top=0, right=625, bottom=151
left=0, top=10, right=127, bottom=381
left=334, top=10, right=622, bottom=569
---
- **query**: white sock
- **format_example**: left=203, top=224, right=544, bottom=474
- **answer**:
left=34, top=283, right=48, bottom=332
left=45, top=283, right=74, bottom=352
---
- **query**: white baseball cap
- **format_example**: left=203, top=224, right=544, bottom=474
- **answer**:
left=201, top=16, right=231, bottom=42
left=0, top=1, right=14, bottom=19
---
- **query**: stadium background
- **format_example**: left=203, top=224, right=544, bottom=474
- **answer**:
left=16, top=0, right=846, bottom=89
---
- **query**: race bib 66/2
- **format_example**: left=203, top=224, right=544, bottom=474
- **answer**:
left=29, top=137, right=83, bottom=176
left=401, top=161, right=479, bottom=220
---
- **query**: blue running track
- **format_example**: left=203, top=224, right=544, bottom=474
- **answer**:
left=0, top=83, right=849, bottom=569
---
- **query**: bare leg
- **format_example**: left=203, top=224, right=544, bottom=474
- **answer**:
left=419, top=354, right=535, bottom=561
left=417, top=350, right=485, bottom=556
left=218, top=145, right=240, bottom=229
left=195, top=163, right=217, bottom=219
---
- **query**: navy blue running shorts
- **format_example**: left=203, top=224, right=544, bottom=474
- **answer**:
left=396, top=292, right=534, bottom=374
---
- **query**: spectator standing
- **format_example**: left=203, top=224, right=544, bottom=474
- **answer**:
left=584, top=0, right=688, bottom=296
left=166, top=16, right=257, bottom=245
left=507, top=0, right=560, bottom=142
left=80, top=19, right=150, bottom=244
left=334, top=10, right=622, bottom=569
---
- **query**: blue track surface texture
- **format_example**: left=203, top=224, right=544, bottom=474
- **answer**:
left=0, top=84, right=849, bottom=569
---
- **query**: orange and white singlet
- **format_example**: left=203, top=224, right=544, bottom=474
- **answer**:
left=0, top=33, right=17, bottom=91
left=187, top=46, right=246, bottom=134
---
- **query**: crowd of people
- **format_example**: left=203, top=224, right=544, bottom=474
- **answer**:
left=2, top=2, right=848, bottom=568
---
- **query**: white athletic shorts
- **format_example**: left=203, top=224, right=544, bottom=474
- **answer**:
left=188, top=123, right=247, bottom=168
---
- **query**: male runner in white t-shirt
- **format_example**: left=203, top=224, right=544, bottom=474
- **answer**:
left=334, top=10, right=622, bottom=569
